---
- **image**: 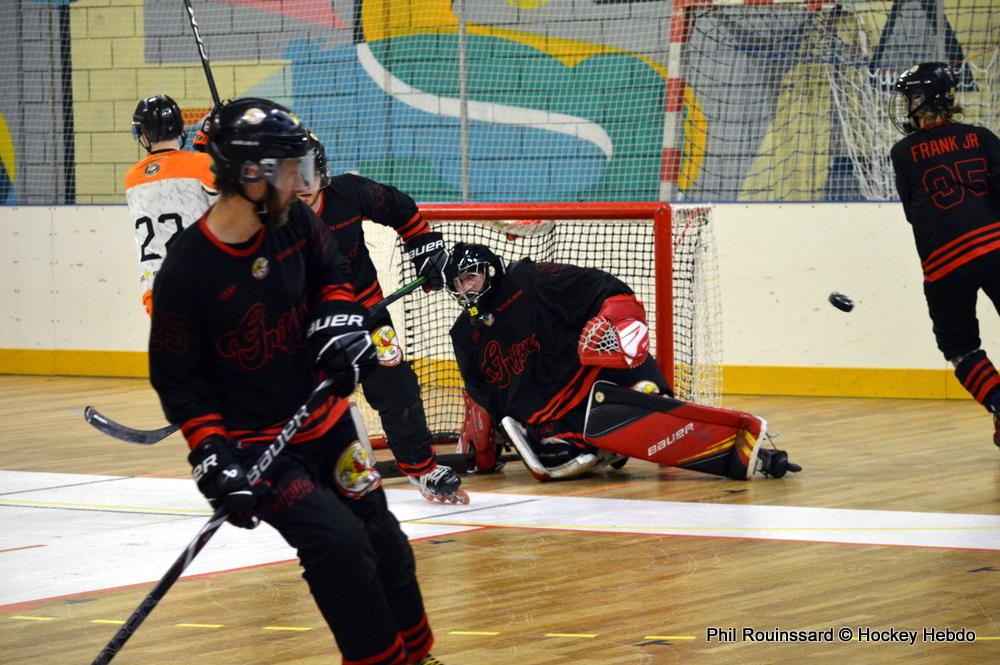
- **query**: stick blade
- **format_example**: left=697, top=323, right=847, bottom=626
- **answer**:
left=83, top=406, right=177, bottom=445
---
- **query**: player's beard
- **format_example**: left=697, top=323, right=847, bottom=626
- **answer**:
left=265, top=189, right=295, bottom=229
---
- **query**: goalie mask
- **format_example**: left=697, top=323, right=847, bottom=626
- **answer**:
left=132, top=94, right=185, bottom=151
left=445, top=243, right=506, bottom=318
left=890, top=62, right=958, bottom=134
left=206, top=97, right=315, bottom=193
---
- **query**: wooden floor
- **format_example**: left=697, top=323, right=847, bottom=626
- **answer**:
left=2, top=375, right=1000, bottom=664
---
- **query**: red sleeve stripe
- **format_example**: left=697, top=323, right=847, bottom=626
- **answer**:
left=185, top=425, right=228, bottom=450
left=317, top=284, right=355, bottom=302
left=180, top=412, right=225, bottom=433
left=923, top=235, right=1000, bottom=281
left=356, top=281, right=382, bottom=302
left=342, top=635, right=407, bottom=665
left=397, top=213, right=430, bottom=242
left=361, top=288, right=386, bottom=309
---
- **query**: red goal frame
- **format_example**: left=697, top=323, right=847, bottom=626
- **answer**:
left=418, top=201, right=675, bottom=390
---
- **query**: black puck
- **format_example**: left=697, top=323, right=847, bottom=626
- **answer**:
left=828, top=292, right=854, bottom=312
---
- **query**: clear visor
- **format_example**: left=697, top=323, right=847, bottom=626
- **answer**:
left=257, top=153, right=316, bottom=189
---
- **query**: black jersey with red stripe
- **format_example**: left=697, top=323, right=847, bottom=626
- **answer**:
left=450, top=259, right=633, bottom=426
left=149, top=200, right=355, bottom=449
left=314, top=174, right=427, bottom=307
left=890, top=122, right=1000, bottom=281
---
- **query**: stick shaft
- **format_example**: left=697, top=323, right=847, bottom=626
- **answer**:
left=182, top=0, right=221, bottom=106
left=90, top=379, right=334, bottom=664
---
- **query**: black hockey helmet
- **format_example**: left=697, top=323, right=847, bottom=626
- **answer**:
left=132, top=94, right=185, bottom=150
left=306, top=130, right=331, bottom=188
left=890, top=62, right=958, bottom=134
left=445, top=242, right=506, bottom=318
left=206, top=97, right=314, bottom=191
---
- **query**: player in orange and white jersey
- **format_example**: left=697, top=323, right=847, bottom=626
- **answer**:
left=125, top=95, right=217, bottom=315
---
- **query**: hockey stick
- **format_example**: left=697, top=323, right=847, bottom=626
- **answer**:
left=90, top=377, right=335, bottom=665
left=182, top=0, right=221, bottom=106
left=84, top=276, right=428, bottom=445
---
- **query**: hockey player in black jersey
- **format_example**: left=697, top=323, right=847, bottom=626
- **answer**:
left=444, top=243, right=798, bottom=482
left=890, top=62, right=1000, bottom=447
left=149, top=98, right=443, bottom=665
left=297, top=132, right=467, bottom=504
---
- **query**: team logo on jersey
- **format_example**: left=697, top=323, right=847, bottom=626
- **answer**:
left=371, top=325, right=402, bottom=366
left=251, top=256, right=269, bottom=280
left=333, top=441, right=382, bottom=499
left=144, top=162, right=160, bottom=176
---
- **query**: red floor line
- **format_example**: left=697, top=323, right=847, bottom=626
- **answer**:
left=0, top=544, right=46, bottom=555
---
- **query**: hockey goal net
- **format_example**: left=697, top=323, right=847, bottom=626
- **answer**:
left=358, top=202, right=721, bottom=448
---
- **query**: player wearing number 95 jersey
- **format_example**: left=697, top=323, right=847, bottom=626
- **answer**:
left=126, top=94, right=217, bottom=315
left=890, top=62, right=1000, bottom=446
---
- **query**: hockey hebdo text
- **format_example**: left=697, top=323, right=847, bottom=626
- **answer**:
left=705, top=626, right=976, bottom=645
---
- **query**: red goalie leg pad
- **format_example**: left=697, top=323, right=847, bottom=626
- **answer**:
left=584, top=381, right=765, bottom=479
left=457, top=389, right=498, bottom=472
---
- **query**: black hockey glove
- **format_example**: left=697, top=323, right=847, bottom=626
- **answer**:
left=405, top=231, right=448, bottom=291
left=307, top=300, right=378, bottom=397
left=187, top=435, right=259, bottom=529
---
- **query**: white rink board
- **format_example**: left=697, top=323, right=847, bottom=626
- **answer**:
left=2, top=471, right=1000, bottom=608
left=2, top=203, right=998, bottom=369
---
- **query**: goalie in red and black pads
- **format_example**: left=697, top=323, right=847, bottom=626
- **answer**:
left=890, top=62, right=1000, bottom=448
left=149, top=98, right=443, bottom=665
left=444, top=243, right=798, bottom=482
left=297, top=133, right=466, bottom=504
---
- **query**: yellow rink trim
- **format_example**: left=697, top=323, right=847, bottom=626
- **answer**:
left=722, top=365, right=968, bottom=400
left=175, top=623, right=223, bottom=629
left=0, top=349, right=148, bottom=378
left=263, top=626, right=313, bottom=632
left=10, top=615, right=55, bottom=621
left=0, top=349, right=971, bottom=400
left=91, top=619, right=126, bottom=625
left=449, top=630, right=501, bottom=636
left=545, top=632, right=597, bottom=638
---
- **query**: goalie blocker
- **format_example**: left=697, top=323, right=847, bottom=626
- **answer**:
left=582, top=381, right=799, bottom=479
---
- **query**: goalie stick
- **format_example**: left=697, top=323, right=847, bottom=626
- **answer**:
left=84, top=276, right=427, bottom=445
left=90, top=377, right=335, bottom=665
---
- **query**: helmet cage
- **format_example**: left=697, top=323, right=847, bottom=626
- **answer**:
left=447, top=258, right=494, bottom=310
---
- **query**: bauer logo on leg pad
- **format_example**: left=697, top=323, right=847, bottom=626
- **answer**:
left=647, top=422, right=695, bottom=457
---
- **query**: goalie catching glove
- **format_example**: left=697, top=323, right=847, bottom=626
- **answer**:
left=405, top=231, right=448, bottom=291
left=188, top=435, right=259, bottom=529
left=307, top=300, right=378, bottom=397
left=578, top=294, right=650, bottom=369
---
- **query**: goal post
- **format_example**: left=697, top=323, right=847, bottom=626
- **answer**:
left=357, top=202, right=722, bottom=448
